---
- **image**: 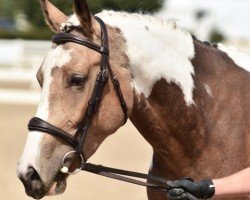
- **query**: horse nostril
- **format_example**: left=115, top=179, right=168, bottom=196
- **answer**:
left=26, top=167, right=41, bottom=182
left=18, top=173, right=26, bottom=186
left=22, top=167, right=45, bottom=198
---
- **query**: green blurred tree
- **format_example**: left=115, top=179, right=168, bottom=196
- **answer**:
left=0, top=0, right=163, bottom=39
left=210, top=29, right=225, bottom=43
left=87, top=0, right=163, bottom=13
left=1, top=0, right=163, bottom=27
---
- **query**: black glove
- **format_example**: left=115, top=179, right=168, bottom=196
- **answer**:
left=167, top=178, right=215, bottom=200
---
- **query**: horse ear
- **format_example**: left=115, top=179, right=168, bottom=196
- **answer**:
left=73, top=0, right=93, bottom=38
left=39, top=0, right=67, bottom=33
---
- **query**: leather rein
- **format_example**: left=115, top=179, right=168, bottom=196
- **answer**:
left=27, top=16, right=197, bottom=200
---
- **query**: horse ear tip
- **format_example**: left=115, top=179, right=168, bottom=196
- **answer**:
left=39, top=0, right=67, bottom=33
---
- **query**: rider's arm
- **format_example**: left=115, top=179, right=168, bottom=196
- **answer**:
left=167, top=167, right=250, bottom=199
left=213, top=167, right=250, bottom=197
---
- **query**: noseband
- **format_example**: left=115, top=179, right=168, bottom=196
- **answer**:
left=27, top=16, right=197, bottom=200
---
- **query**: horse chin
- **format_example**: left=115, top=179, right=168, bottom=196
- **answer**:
left=46, top=173, right=67, bottom=196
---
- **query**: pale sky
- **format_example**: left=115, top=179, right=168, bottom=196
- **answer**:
left=157, top=0, right=250, bottom=40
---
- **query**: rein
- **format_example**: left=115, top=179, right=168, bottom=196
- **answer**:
left=27, top=16, right=198, bottom=200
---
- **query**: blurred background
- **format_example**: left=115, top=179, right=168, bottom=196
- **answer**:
left=0, top=0, right=250, bottom=199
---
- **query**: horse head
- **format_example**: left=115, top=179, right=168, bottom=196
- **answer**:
left=17, top=0, right=133, bottom=198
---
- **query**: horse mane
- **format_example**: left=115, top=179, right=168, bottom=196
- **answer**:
left=67, top=10, right=189, bottom=38
left=97, top=10, right=186, bottom=33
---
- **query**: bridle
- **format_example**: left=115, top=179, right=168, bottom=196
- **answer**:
left=29, top=16, right=127, bottom=161
left=27, top=16, right=198, bottom=200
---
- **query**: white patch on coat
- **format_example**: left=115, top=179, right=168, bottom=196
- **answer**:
left=204, top=84, right=213, bottom=98
left=95, top=11, right=195, bottom=105
left=17, top=46, right=72, bottom=176
left=218, top=44, right=250, bottom=72
left=149, top=157, right=154, bottom=171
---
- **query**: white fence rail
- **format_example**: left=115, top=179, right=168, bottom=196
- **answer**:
left=0, top=39, right=49, bottom=105
left=0, top=89, right=40, bottom=105
left=0, top=39, right=50, bottom=69
left=0, top=69, right=34, bottom=83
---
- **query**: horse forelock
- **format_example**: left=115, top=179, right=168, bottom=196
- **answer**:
left=67, top=14, right=81, bottom=27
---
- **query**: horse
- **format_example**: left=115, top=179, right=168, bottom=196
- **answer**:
left=17, top=0, right=250, bottom=199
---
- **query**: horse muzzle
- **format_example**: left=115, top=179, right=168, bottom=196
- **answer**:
left=18, top=166, right=67, bottom=199
left=18, top=167, right=47, bottom=199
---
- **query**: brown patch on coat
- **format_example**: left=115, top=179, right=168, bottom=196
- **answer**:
left=130, top=38, right=250, bottom=200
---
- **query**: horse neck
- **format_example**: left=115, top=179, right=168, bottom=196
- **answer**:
left=129, top=79, right=205, bottom=152
left=102, top=14, right=198, bottom=144
left=99, top=11, right=207, bottom=154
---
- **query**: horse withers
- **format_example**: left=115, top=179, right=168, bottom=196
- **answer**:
left=17, top=0, right=250, bottom=199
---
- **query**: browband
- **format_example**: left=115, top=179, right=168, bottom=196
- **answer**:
left=52, top=33, right=109, bottom=55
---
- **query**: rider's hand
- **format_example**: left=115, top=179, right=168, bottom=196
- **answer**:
left=167, top=178, right=215, bottom=200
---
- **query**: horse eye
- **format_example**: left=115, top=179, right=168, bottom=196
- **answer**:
left=70, top=74, right=86, bottom=87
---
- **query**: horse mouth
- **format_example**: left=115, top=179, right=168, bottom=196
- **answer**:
left=24, top=172, right=67, bottom=199
left=46, top=173, right=67, bottom=196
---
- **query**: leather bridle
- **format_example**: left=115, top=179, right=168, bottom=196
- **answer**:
left=29, top=16, right=127, bottom=159
left=27, top=16, right=198, bottom=200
